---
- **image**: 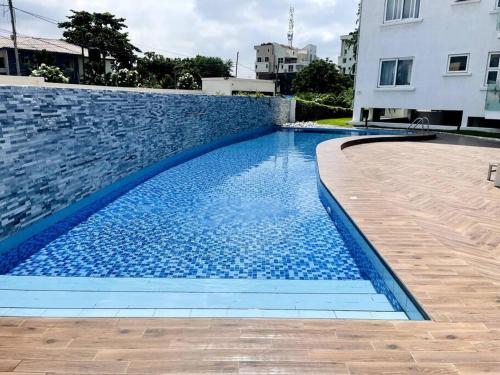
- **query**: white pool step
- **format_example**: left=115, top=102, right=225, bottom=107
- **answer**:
left=0, top=276, right=408, bottom=320
left=0, top=276, right=378, bottom=293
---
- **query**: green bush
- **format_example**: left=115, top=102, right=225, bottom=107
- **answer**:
left=30, top=64, right=69, bottom=83
left=296, top=88, right=354, bottom=109
left=296, top=99, right=352, bottom=121
left=106, top=68, right=139, bottom=87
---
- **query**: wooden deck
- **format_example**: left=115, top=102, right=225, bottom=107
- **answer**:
left=1, top=134, right=499, bottom=374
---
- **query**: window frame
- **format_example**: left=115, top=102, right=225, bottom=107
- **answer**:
left=485, top=52, right=500, bottom=86
left=384, top=0, right=421, bottom=23
left=378, top=57, right=414, bottom=87
left=446, top=53, right=470, bottom=74
left=0, top=50, right=8, bottom=75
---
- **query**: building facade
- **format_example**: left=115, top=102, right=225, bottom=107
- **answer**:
left=255, top=43, right=317, bottom=95
left=354, top=0, right=500, bottom=128
left=338, top=34, right=356, bottom=76
left=0, top=36, right=113, bottom=84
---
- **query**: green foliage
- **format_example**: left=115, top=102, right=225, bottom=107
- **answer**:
left=58, top=10, right=140, bottom=83
left=58, top=10, right=233, bottom=89
left=135, top=52, right=177, bottom=89
left=234, top=91, right=266, bottom=98
left=296, top=88, right=354, bottom=109
left=292, top=59, right=353, bottom=94
left=136, top=52, right=232, bottom=89
left=106, top=68, right=139, bottom=87
left=344, top=1, right=361, bottom=71
left=177, top=73, right=200, bottom=90
left=30, top=64, right=69, bottom=83
left=296, top=99, right=352, bottom=122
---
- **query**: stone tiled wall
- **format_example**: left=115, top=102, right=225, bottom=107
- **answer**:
left=0, top=86, right=290, bottom=241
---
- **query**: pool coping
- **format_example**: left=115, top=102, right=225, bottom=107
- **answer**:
left=315, top=132, right=437, bottom=322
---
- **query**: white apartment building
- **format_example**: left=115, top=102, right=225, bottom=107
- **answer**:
left=255, top=43, right=317, bottom=75
left=338, top=34, right=356, bottom=75
left=254, top=43, right=317, bottom=94
left=353, top=0, right=500, bottom=128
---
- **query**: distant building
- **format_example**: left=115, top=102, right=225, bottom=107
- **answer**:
left=202, top=77, right=275, bottom=96
left=254, top=42, right=317, bottom=95
left=0, top=35, right=113, bottom=83
left=338, top=34, right=356, bottom=76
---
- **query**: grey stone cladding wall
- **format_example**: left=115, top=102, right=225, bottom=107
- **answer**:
left=0, top=86, right=290, bottom=241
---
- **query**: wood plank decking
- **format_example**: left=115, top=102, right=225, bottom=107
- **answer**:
left=0, top=133, right=499, bottom=374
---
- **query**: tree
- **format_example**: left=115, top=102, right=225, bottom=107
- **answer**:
left=58, top=10, right=140, bottom=83
left=292, top=59, right=353, bottom=94
left=136, top=53, right=233, bottom=89
left=136, top=52, right=178, bottom=89
left=344, top=2, right=361, bottom=74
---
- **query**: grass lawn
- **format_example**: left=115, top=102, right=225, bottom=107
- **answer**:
left=315, top=118, right=353, bottom=127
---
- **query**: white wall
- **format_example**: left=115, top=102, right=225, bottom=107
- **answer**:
left=202, top=78, right=275, bottom=96
left=354, top=0, right=500, bottom=127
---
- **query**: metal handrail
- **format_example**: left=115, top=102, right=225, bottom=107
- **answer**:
left=408, top=117, right=430, bottom=132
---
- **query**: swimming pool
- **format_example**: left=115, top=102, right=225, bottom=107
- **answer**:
left=0, top=128, right=426, bottom=319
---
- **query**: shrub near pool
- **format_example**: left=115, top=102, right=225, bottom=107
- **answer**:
left=296, top=99, right=352, bottom=121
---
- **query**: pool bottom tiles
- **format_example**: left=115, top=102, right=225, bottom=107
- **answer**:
left=0, top=129, right=424, bottom=320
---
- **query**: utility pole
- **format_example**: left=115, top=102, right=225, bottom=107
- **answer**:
left=7, top=0, right=21, bottom=76
left=235, top=51, right=239, bottom=78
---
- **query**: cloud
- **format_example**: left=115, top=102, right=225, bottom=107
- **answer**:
left=0, top=0, right=358, bottom=78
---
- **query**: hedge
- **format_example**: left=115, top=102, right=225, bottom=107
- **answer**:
left=296, top=99, right=352, bottom=121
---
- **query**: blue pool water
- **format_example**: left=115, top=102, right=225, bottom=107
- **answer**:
left=8, top=130, right=369, bottom=280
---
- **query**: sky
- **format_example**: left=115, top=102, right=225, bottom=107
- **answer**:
left=0, top=0, right=358, bottom=78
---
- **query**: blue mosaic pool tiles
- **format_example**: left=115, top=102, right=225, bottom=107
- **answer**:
left=8, top=131, right=366, bottom=280
left=0, top=86, right=290, bottom=242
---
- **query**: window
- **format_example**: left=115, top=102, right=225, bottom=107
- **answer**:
left=288, top=65, right=294, bottom=72
left=0, top=51, right=7, bottom=74
left=257, top=57, right=262, bottom=63
left=447, top=54, right=469, bottom=73
left=278, top=58, right=283, bottom=64
left=265, top=57, right=269, bottom=62
left=379, top=58, right=413, bottom=86
left=486, top=53, right=500, bottom=85
left=385, top=0, right=420, bottom=22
